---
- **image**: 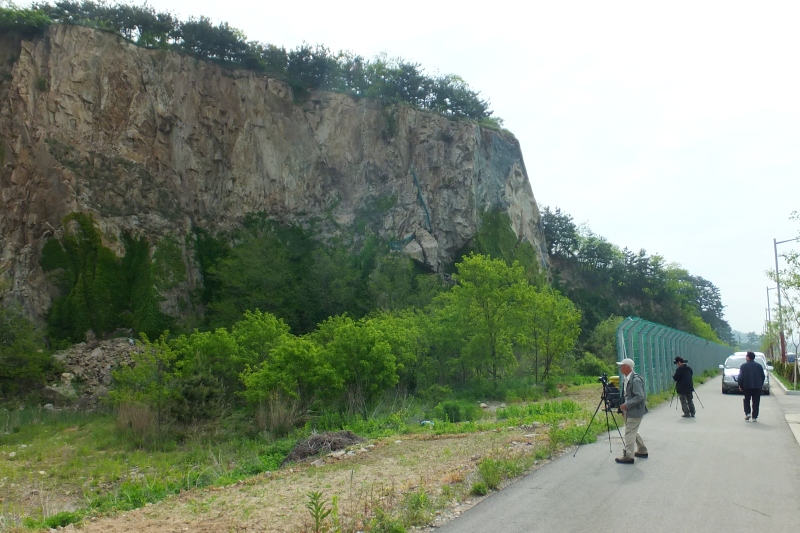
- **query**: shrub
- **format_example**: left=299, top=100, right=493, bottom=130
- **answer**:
left=478, top=458, right=501, bottom=489
left=0, top=305, right=55, bottom=398
left=470, top=481, right=489, bottom=496
left=431, top=400, right=481, bottom=423
left=371, top=508, right=406, bottom=533
left=402, top=488, right=433, bottom=526
left=574, top=352, right=613, bottom=377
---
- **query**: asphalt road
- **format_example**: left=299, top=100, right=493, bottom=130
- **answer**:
left=436, top=376, right=800, bottom=533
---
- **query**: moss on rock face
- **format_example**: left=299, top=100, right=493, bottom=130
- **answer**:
left=153, top=236, right=187, bottom=292
left=40, top=212, right=171, bottom=342
left=450, top=209, right=543, bottom=284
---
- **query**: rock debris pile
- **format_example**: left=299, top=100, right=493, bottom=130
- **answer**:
left=43, top=337, right=142, bottom=409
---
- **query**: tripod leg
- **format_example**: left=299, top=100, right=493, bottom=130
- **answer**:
left=609, top=410, right=625, bottom=444
left=603, top=408, right=614, bottom=452
left=693, top=390, right=704, bottom=408
left=573, top=397, right=606, bottom=458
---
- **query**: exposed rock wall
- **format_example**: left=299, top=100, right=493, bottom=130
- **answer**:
left=0, top=25, right=547, bottom=321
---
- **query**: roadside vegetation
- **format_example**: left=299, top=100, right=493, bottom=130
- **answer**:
left=1, top=385, right=609, bottom=531
left=770, top=362, right=799, bottom=390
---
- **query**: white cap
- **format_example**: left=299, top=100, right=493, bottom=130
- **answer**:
left=616, top=358, right=635, bottom=369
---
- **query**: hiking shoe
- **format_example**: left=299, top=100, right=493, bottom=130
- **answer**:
left=634, top=452, right=648, bottom=458
left=745, top=414, right=751, bottom=420
left=615, top=456, right=634, bottom=464
left=681, top=414, right=691, bottom=418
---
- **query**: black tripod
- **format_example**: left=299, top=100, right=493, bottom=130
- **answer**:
left=670, top=388, right=704, bottom=411
left=574, top=376, right=625, bottom=457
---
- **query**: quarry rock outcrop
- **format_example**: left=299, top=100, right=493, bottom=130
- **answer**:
left=0, top=25, right=547, bottom=321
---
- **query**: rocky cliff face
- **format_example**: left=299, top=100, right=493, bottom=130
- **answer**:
left=0, top=25, right=547, bottom=321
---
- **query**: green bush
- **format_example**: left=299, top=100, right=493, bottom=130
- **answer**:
left=470, top=481, right=489, bottom=495
left=0, top=305, right=55, bottom=398
left=371, top=508, right=406, bottom=533
left=574, top=352, right=613, bottom=377
left=402, top=488, right=433, bottom=526
left=478, top=458, right=501, bottom=489
left=431, top=400, right=481, bottom=423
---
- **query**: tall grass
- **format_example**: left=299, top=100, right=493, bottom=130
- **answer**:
left=256, top=393, right=303, bottom=437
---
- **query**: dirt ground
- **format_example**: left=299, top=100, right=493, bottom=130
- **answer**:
left=11, top=387, right=601, bottom=533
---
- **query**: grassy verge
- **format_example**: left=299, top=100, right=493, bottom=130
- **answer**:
left=0, top=408, right=294, bottom=530
left=772, top=371, right=800, bottom=391
left=1, top=384, right=606, bottom=532
left=294, top=392, right=610, bottom=533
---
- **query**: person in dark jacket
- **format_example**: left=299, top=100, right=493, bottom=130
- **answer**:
left=739, top=351, right=766, bottom=422
left=672, top=356, right=695, bottom=418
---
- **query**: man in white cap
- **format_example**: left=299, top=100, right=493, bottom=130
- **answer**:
left=615, top=358, right=648, bottom=464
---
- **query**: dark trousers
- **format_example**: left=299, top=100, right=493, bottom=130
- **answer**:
left=742, top=388, right=761, bottom=419
left=679, top=392, right=695, bottom=415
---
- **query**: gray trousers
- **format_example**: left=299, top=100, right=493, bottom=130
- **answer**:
left=623, top=415, right=647, bottom=458
left=679, top=392, right=695, bottom=415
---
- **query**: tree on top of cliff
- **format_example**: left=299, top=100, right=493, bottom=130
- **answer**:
left=0, top=4, right=51, bottom=36
left=18, top=1, right=497, bottom=122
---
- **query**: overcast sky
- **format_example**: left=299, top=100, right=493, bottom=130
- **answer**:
left=97, top=1, right=800, bottom=334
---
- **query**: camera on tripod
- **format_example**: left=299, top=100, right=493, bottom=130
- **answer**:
left=598, top=372, right=622, bottom=411
left=573, top=371, right=626, bottom=456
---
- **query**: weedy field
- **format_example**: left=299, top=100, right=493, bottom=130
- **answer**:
left=0, top=384, right=617, bottom=533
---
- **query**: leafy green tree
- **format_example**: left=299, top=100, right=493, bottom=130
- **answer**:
left=526, top=289, right=581, bottom=380
left=438, top=254, right=528, bottom=385
left=0, top=5, right=51, bottom=35
left=541, top=207, right=580, bottom=258
left=418, top=298, right=467, bottom=388
left=169, top=327, right=239, bottom=396
left=310, top=315, right=399, bottom=418
left=543, top=206, right=731, bottom=344
left=178, top=16, right=248, bottom=63
left=287, top=43, right=340, bottom=91
left=241, top=334, right=340, bottom=407
left=365, top=310, right=423, bottom=393
left=41, top=213, right=171, bottom=342
left=206, top=228, right=303, bottom=330
left=586, top=315, right=624, bottom=363
left=0, top=305, right=54, bottom=398
left=109, top=332, right=179, bottom=430
left=231, top=309, right=291, bottom=369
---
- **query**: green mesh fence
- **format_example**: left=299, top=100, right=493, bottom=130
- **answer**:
left=616, top=317, right=730, bottom=396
